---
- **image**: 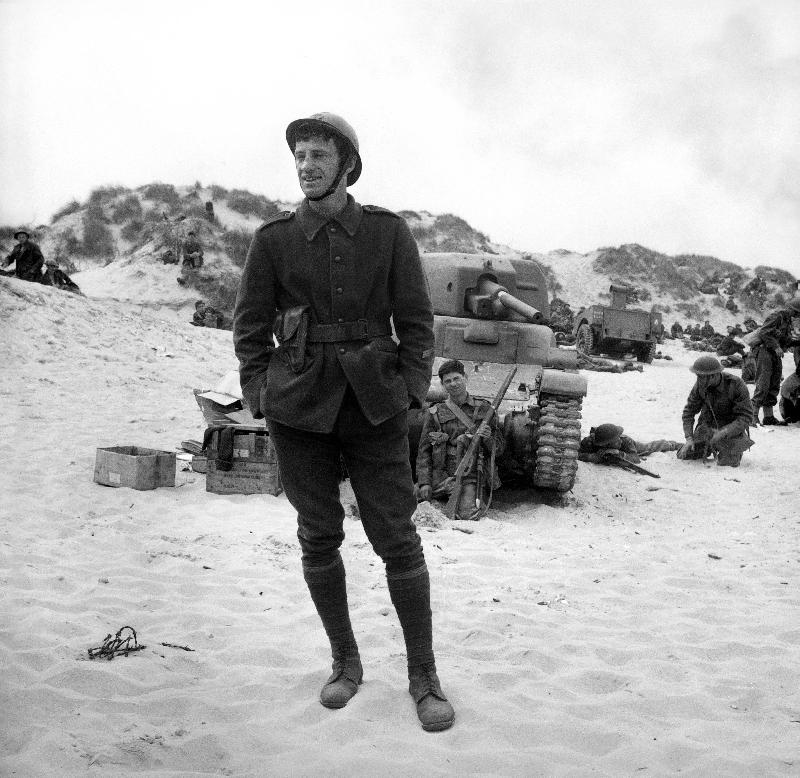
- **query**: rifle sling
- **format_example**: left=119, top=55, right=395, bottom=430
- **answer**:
left=444, top=398, right=478, bottom=433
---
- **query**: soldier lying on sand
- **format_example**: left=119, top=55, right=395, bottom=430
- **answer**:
left=578, top=423, right=682, bottom=465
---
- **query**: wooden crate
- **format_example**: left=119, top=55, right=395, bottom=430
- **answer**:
left=206, top=425, right=282, bottom=496
left=94, top=446, right=176, bottom=490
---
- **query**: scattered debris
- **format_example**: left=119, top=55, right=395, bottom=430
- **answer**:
left=88, top=626, right=146, bottom=660
left=707, top=553, right=722, bottom=560
left=160, top=642, right=195, bottom=652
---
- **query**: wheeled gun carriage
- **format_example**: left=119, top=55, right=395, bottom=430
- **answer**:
left=409, top=252, right=588, bottom=493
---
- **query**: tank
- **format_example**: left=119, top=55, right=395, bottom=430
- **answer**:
left=410, top=252, right=588, bottom=494
left=572, top=284, right=662, bottom=363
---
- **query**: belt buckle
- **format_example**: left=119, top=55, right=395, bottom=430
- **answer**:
left=357, top=319, right=369, bottom=340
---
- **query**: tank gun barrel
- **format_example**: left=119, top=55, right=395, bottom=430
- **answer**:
left=478, top=277, right=545, bottom=323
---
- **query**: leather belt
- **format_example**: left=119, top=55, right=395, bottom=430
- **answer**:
left=307, top=319, right=392, bottom=343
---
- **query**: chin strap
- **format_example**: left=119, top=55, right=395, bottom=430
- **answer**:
left=307, top=155, right=353, bottom=202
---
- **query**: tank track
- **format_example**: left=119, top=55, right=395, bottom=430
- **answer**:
left=531, top=394, right=583, bottom=493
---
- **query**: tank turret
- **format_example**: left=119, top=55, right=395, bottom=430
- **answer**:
left=409, top=252, right=588, bottom=494
left=464, top=276, right=545, bottom=324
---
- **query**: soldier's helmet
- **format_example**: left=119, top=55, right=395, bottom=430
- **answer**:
left=690, top=355, right=723, bottom=375
left=593, top=423, right=624, bottom=447
left=14, top=228, right=30, bottom=240
left=786, top=297, right=800, bottom=314
left=45, top=259, right=58, bottom=267
left=285, top=112, right=361, bottom=185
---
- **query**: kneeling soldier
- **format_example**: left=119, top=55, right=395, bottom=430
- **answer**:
left=677, top=355, right=754, bottom=467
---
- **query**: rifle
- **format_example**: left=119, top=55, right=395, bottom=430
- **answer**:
left=445, top=366, right=517, bottom=519
left=602, top=451, right=660, bottom=479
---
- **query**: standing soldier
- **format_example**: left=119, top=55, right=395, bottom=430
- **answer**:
left=677, top=356, right=754, bottom=466
left=2, top=229, right=44, bottom=282
left=751, top=297, right=800, bottom=424
left=670, top=321, right=683, bottom=338
left=233, top=113, right=454, bottom=731
left=182, top=230, right=204, bottom=268
left=415, top=359, right=504, bottom=520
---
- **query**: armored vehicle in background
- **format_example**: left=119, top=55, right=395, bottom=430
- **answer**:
left=572, top=284, right=661, bottom=363
left=411, top=252, right=588, bottom=494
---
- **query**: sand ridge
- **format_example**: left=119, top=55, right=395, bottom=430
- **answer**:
left=1, top=275, right=798, bottom=776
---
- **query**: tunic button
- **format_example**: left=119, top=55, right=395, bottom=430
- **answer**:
left=336, top=287, right=343, bottom=294
left=330, top=226, right=337, bottom=232
left=334, top=256, right=342, bottom=262
left=339, top=347, right=346, bottom=354
left=338, top=317, right=344, bottom=322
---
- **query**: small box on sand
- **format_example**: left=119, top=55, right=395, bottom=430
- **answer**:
left=205, top=425, right=282, bottom=496
left=94, top=446, right=176, bottom=490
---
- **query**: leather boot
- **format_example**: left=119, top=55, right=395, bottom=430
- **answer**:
left=408, top=665, right=455, bottom=732
left=320, top=656, right=363, bottom=709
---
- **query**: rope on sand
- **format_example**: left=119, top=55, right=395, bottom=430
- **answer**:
left=87, top=626, right=146, bottom=660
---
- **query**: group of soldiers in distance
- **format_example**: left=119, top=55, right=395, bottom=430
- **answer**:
left=419, top=295, right=800, bottom=520
left=3, top=224, right=226, bottom=331
left=1, top=228, right=81, bottom=293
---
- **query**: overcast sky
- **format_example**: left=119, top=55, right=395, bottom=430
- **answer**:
left=2, top=0, right=799, bottom=276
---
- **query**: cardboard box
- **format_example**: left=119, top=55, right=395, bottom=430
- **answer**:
left=205, top=425, right=282, bottom=496
left=193, top=390, right=258, bottom=427
left=94, top=446, right=176, bottom=490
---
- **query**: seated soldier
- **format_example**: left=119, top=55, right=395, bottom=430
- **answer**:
left=779, top=372, right=800, bottom=424
left=415, top=359, right=504, bottom=520
left=677, top=355, right=754, bottom=467
left=716, top=326, right=746, bottom=366
left=41, top=259, right=81, bottom=294
left=191, top=300, right=222, bottom=327
left=579, top=423, right=682, bottom=464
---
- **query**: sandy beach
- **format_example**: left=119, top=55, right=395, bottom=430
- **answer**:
left=1, top=275, right=799, bottom=777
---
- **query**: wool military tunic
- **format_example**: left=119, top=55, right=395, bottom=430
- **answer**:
left=233, top=195, right=434, bottom=432
left=415, top=394, right=504, bottom=488
left=681, top=372, right=753, bottom=438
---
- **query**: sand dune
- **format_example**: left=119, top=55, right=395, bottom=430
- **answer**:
left=1, top=276, right=798, bottom=777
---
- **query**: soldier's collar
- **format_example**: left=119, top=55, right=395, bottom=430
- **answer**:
left=296, top=195, right=363, bottom=241
left=442, top=392, right=474, bottom=409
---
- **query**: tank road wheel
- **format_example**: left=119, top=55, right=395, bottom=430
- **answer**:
left=531, top=394, right=583, bottom=493
left=637, top=341, right=656, bottom=364
left=576, top=324, right=594, bottom=355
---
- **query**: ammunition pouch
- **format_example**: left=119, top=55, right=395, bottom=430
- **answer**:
left=273, top=305, right=310, bottom=374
